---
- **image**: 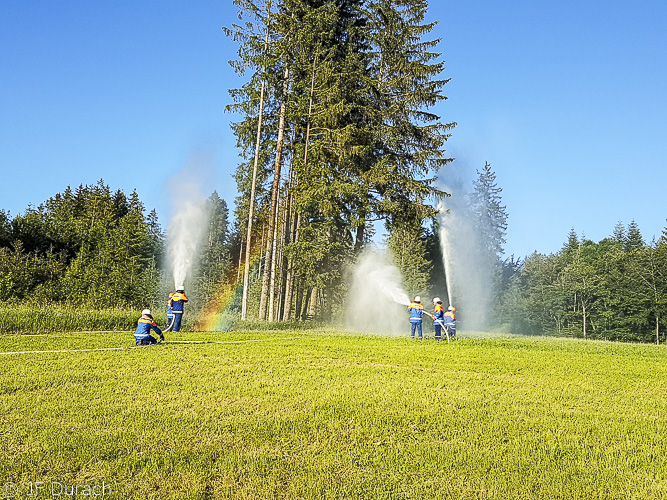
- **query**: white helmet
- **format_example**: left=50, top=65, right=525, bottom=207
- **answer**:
left=433, top=297, right=441, bottom=304
left=176, top=285, right=185, bottom=291
left=447, top=306, right=454, bottom=311
left=142, top=309, right=151, bottom=316
left=414, top=296, right=421, bottom=302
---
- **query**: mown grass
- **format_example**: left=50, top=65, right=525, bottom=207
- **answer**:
left=1, top=331, right=666, bottom=499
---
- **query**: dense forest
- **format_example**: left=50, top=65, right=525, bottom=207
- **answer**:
left=2, top=0, right=665, bottom=344
left=1, top=177, right=666, bottom=344
left=499, top=224, right=667, bottom=344
left=0, top=181, right=232, bottom=315
left=0, top=182, right=162, bottom=308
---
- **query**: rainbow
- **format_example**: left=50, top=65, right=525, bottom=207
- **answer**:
left=195, top=239, right=263, bottom=331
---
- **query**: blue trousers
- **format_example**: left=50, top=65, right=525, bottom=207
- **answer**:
left=173, top=313, right=183, bottom=332
left=135, top=336, right=158, bottom=346
left=410, top=321, right=422, bottom=339
left=434, top=323, right=442, bottom=340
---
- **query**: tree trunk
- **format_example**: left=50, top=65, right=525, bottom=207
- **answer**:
left=241, top=22, right=270, bottom=321
left=354, top=223, right=365, bottom=253
left=295, top=285, right=304, bottom=321
left=582, top=302, right=587, bottom=339
left=282, top=214, right=301, bottom=321
left=308, top=287, right=318, bottom=318
left=282, top=60, right=315, bottom=321
left=267, top=194, right=282, bottom=322
left=259, top=67, right=290, bottom=320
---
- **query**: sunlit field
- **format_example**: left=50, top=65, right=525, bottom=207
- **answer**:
left=1, top=330, right=666, bottom=499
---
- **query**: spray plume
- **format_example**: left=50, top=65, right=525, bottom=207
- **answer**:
left=437, top=168, right=494, bottom=332
left=165, top=163, right=210, bottom=290
left=346, top=250, right=411, bottom=335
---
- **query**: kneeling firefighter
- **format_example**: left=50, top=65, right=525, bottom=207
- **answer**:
left=134, top=309, right=164, bottom=346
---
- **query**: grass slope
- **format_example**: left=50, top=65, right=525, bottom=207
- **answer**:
left=1, top=331, right=666, bottom=499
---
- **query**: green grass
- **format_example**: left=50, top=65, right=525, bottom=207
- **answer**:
left=0, top=304, right=203, bottom=334
left=1, top=330, right=666, bottom=499
left=0, top=305, right=145, bottom=334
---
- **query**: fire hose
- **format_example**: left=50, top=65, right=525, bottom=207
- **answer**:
left=424, top=312, right=450, bottom=342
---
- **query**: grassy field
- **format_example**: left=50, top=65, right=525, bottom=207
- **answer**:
left=1, top=329, right=666, bottom=499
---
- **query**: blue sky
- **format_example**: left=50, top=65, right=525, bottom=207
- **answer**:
left=2, top=0, right=666, bottom=258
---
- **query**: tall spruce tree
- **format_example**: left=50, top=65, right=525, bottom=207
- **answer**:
left=227, top=0, right=453, bottom=320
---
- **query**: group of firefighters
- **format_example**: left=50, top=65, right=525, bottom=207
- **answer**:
left=133, top=286, right=188, bottom=346
left=408, top=296, right=456, bottom=340
left=133, top=287, right=456, bottom=345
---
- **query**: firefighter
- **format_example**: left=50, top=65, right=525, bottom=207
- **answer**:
left=134, top=309, right=164, bottom=346
left=444, top=305, right=456, bottom=339
left=164, top=292, right=175, bottom=332
left=169, top=286, right=188, bottom=332
left=408, top=296, right=424, bottom=339
left=433, top=297, right=445, bottom=340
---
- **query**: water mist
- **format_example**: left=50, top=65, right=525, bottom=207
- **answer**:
left=438, top=171, right=494, bottom=332
left=165, top=172, right=210, bottom=290
left=346, top=250, right=412, bottom=335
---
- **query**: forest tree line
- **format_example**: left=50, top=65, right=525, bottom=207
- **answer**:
left=499, top=223, right=667, bottom=344
left=1, top=174, right=666, bottom=344
left=0, top=181, right=232, bottom=313
left=2, top=0, right=665, bottom=343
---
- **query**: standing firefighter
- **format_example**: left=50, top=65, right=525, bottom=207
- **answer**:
left=444, top=306, right=456, bottom=339
left=165, top=292, right=175, bottom=331
left=433, top=298, right=445, bottom=340
left=134, top=309, right=164, bottom=346
left=408, top=296, right=424, bottom=339
left=167, top=286, right=188, bottom=332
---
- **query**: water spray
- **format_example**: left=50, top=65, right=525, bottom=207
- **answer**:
left=347, top=250, right=412, bottom=334
left=437, top=201, right=454, bottom=307
left=166, top=195, right=208, bottom=289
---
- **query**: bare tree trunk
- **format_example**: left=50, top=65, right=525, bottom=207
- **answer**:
left=282, top=61, right=315, bottom=321
left=282, top=214, right=300, bottom=320
left=241, top=21, right=270, bottom=321
left=354, top=224, right=365, bottom=253
left=582, top=302, right=587, bottom=339
left=259, top=67, right=290, bottom=320
left=257, top=223, right=266, bottom=279
left=267, top=195, right=281, bottom=322
left=295, top=285, right=304, bottom=321
left=276, top=187, right=291, bottom=320
left=308, top=287, right=318, bottom=318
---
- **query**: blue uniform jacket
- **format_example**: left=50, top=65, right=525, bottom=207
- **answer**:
left=433, top=304, right=445, bottom=325
left=169, top=292, right=188, bottom=313
left=134, top=316, right=162, bottom=340
left=408, top=302, right=424, bottom=323
left=444, top=310, right=456, bottom=327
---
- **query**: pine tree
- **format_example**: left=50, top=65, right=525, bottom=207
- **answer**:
left=470, top=162, right=508, bottom=258
left=625, top=220, right=644, bottom=252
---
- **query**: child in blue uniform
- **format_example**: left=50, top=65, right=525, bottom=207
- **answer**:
left=433, top=298, right=445, bottom=340
left=444, top=306, right=456, bottom=339
left=134, top=309, right=164, bottom=345
left=168, top=287, right=188, bottom=332
left=408, top=296, right=424, bottom=339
